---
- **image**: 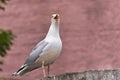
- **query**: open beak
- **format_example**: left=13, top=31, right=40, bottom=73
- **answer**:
left=54, top=15, right=59, bottom=20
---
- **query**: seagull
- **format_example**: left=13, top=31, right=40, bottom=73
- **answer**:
left=12, top=14, right=62, bottom=77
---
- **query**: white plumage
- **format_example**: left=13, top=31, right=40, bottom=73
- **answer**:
left=12, top=14, right=62, bottom=77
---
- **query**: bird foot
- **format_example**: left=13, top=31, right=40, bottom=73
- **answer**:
left=47, top=75, right=55, bottom=78
left=46, top=75, right=56, bottom=80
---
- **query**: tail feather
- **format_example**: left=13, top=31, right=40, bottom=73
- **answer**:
left=12, top=65, right=26, bottom=76
left=12, top=72, right=18, bottom=76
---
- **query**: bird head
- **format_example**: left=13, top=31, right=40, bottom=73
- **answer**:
left=52, top=14, right=60, bottom=22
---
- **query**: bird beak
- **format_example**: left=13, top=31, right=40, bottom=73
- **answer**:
left=54, top=15, right=59, bottom=20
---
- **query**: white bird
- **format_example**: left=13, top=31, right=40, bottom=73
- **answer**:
left=12, top=14, right=62, bottom=77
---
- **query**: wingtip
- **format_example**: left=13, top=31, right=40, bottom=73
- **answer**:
left=11, top=72, right=18, bottom=76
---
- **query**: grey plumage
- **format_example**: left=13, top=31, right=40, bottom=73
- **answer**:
left=12, top=40, right=48, bottom=76
left=24, top=40, right=48, bottom=65
left=12, top=14, right=62, bottom=76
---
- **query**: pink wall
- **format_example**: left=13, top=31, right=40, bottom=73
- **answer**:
left=0, top=0, right=120, bottom=80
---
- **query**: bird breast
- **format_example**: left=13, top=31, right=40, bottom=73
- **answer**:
left=36, top=36, right=62, bottom=65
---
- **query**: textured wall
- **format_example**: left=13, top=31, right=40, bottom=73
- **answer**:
left=0, top=0, right=120, bottom=80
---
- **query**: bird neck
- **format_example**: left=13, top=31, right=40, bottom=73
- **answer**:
left=45, top=21, right=60, bottom=39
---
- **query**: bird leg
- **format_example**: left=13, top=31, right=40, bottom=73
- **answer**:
left=42, top=61, right=46, bottom=78
left=47, top=65, right=55, bottom=78
left=47, top=64, right=50, bottom=77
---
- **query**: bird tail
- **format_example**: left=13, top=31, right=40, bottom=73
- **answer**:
left=12, top=65, right=27, bottom=76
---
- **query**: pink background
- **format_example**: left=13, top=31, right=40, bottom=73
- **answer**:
left=1, top=0, right=120, bottom=80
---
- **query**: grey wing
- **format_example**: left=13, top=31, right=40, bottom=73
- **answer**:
left=24, top=40, right=48, bottom=65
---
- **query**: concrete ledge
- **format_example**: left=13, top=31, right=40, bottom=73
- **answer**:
left=37, top=68, right=120, bottom=80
